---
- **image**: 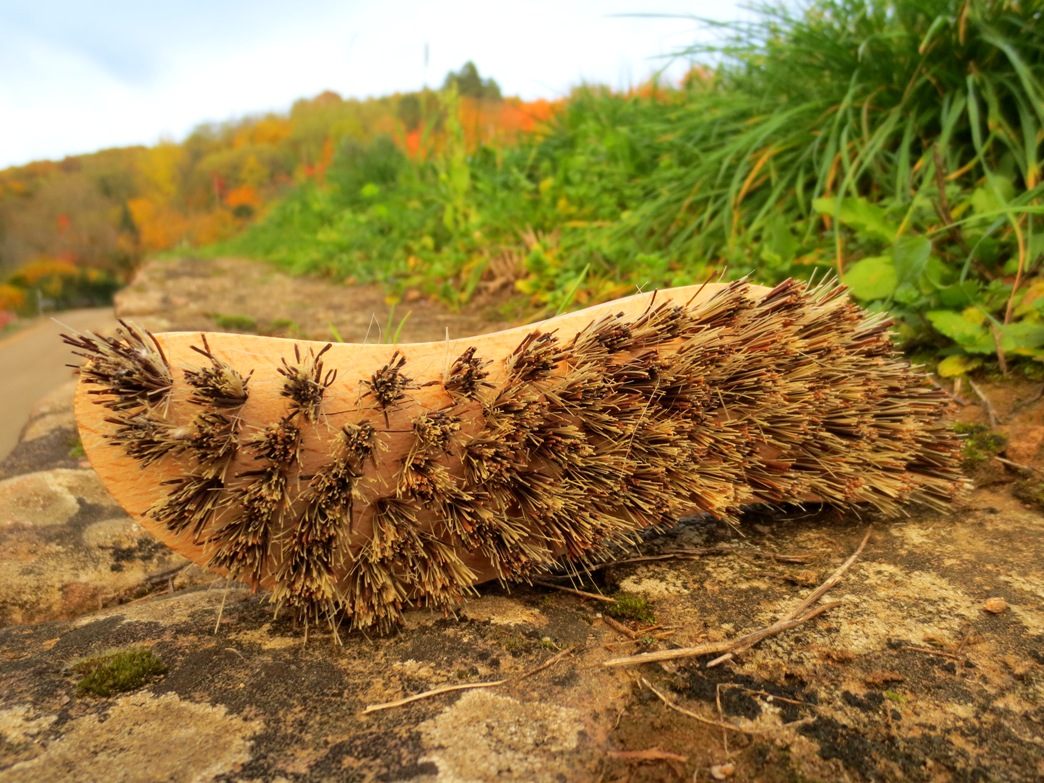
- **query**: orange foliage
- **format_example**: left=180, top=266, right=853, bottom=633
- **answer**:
left=404, top=129, right=423, bottom=159
left=128, top=196, right=190, bottom=252
left=187, top=209, right=238, bottom=246
left=455, top=96, right=562, bottom=152
left=225, top=184, right=260, bottom=210
left=403, top=97, right=562, bottom=161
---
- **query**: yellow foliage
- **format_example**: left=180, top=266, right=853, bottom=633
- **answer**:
left=138, top=142, right=185, bottom=200
left=13, top=258, right=79, bottom=286
left=235, top=116, right=292, bottom=148
left=0, top=283, right=27, bottom=311
left=238, top=156, right=269, bottom=188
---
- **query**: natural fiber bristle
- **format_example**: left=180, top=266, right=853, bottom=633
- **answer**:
left=62, top=319, right=172, bottom=411
left=67, top=280, right=967, bottom=635
left=279, top=343, right=334, bottom=423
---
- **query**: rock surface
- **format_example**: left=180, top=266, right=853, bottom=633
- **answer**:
left=0, top=257, right=1041, bottom=782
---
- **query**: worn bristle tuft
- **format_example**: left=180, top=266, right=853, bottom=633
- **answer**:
left=70, top=280, right=969, bottom=636
left=278, top=343, right=335, bottom=423
left=444, top=346, right=493, bottom=400
left=362, top=350, right=413, bottom=425
left=186, top=335, right=251, bottom=409
left=62, top=320, right=172, bottom=411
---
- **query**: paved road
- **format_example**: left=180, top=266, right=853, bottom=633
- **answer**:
left=0, top=308, right=117, bottom=460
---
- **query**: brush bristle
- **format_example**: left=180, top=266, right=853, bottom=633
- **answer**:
left=65, top=280, right=966, bottom=634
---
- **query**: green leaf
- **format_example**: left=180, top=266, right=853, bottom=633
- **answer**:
left=970, top=174, right=1016, bottom=216
left=937, top=281, right=980, bottom=308
left=813, top=197, right=896, bottom=242
left=843, top=255, right=897, bottom=301
left=999, top=322, right=1044, bottom=354
left=937, top=355, right=982, bottom=378
left=891, top=236, right=932, bottom=286
left=919, top=256, right=953, bottom=293
left=926, top=310, right=994, bottom=353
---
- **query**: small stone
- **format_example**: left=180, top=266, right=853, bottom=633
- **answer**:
left=982, top=597, right=1008, bottom=614
left=710, top=762, right=736, bottom=779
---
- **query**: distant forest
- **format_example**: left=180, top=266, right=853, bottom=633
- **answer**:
left=0, top=62, right=554, bottom=312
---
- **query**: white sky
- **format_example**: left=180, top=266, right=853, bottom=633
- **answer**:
left=0, top=1, right=750, bottom=170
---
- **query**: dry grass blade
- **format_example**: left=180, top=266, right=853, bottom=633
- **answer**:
left=603, top=529, right=871, bottom=668
left=603, top=615, right=642, bottom=640
left=607, top=747, right=689, bottom=763
left=534, top=580, right=616, bottom=604
left=361, top=680, right=506, bottom=714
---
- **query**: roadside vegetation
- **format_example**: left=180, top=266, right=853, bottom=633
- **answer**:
left=221, top=0, right=1044, bottom=374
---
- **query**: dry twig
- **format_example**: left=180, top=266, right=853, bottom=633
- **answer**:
left=901, top=645, right=967, bottom=662
left=994, top=455, right=1041, bottom=475
left=603, top=615, right=642, bottom=640
left=534, top=580, right=616, bottom=603
left=607, top=748, right=689, bottom=763
left=603, top=529, right=871, bottom=669
left=518, top=645, right=579, bottom=680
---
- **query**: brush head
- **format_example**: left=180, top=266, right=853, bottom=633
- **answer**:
left=66, top=281, right=966, bottom=632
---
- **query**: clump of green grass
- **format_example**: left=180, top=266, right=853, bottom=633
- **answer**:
left=953, top=422, right=1007, bottom=470
left=606, top=592, right=655, bottom=624
left=70, top=647, right=167, bottom=697
left=213, top=313, right=257, bottom=332
left=267, top=317, right=300, bottom=336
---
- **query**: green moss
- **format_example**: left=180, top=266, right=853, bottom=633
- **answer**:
left=213, top=313, right=257, bottom=332
left=71, top=647, right=167, bottom=697
left=952, top=423, right=1007, bottom=470
left=67, top=434, right=85, bottom=458
left=606, top=592, right=655, bottom=624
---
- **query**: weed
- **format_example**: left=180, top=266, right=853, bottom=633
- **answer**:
left=953, top=423, right=1007, bottom=470
left=268, top=317, right=300, bottom=336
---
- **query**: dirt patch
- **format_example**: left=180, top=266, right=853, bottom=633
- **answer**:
left=115, top=255, right=516, bottom=342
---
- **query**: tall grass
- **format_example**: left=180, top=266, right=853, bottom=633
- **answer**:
left=631, top=0, right=1043, bottom=270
